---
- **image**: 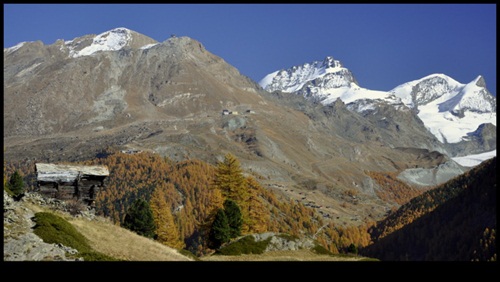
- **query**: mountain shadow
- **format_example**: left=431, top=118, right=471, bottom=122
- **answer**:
left=359, top=157, right=496, bottom=261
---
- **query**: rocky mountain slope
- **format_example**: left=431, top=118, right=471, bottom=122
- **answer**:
left=3, top=27, right=493, bottom=228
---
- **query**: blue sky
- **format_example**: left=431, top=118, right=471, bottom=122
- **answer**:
left=3, top=3, right=497, bottom=95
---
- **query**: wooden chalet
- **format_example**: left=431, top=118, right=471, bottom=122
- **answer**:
left=35, top=163, right=109, bottom=207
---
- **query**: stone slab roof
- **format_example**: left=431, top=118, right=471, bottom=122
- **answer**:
left=35, top=163, right=109, bottom=183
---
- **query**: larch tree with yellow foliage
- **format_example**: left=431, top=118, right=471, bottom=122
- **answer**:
left=213, top=153, right=249, bottom=204
left=150, top=187, right=184, bottom=249
left=212, top=153, right=270, bottom=236
left=243, top=176, right=269, bottom=234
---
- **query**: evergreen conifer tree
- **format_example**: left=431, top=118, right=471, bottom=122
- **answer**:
left=7, top=170, right=24, bottom=198
left=123, top=198, right=156, bottom=239
left=208, top=208, right=230, bottom=249
left=223, top=199, right=243, bottom=238
left=348, top=243, right=358, bottom=255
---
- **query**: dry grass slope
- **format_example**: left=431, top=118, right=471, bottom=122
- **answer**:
left=69, top=217, right=193, bottom=261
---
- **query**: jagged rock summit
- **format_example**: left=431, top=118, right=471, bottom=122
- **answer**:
left=260, top=56, right=358, bottom=93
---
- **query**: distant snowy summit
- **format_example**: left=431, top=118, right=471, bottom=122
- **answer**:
left=389, top=73, right=496, bottom=143
left=390, top=74, right=496, bottom=114
left=260, top=57, right=496, bottom=145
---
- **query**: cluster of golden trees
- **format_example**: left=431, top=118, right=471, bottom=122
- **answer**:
left=366, top=170, right=428, bottom=205
left=3, top=160, right=36, bottom=191
left=316, top=222, right=372, bottom=254
left=472, top=228, right=496, bottom=262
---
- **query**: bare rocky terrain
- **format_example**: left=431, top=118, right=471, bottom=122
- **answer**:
left=4, top=191, right=86, bottom=261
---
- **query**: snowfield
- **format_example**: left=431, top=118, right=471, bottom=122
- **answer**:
left=452, top=150, right=496, bottom=167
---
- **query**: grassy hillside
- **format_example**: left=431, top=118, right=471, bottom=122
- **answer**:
left=360, top=157, right=496, bottom=261
left=69, top=216, right=194, bottom=261
left=21, top=201, right=194, bottom=261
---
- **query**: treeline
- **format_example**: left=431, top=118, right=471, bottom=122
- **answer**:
left=4, top=151, right=373, bottom=256
left=360, top=157, right=497, bottom=261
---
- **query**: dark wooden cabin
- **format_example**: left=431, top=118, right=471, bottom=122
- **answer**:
left=35, top=163, right=109, bottom=207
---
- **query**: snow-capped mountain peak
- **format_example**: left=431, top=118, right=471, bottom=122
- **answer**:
left=322, top=56, right=343, bottom=69
left=389, top=73, right=495, bottom=114
left=65, top=27, right=133, bottom=58
left=259, top=56, right=398, bottom=106
left=389, top=73, right=463, bottom=108
left=441, top=76, right=495, bottom=114
left=372, top=73, right=496, bottom=144
left=87, top=27, right=132, bottom=49
left=474, top=75, right=486, bottom=87
left=259, top=56, right=351, bottom=93
left=61, top=27, right=158, bottom=58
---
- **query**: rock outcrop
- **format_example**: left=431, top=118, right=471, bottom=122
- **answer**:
left=3, top=191, right=99, bottom=261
